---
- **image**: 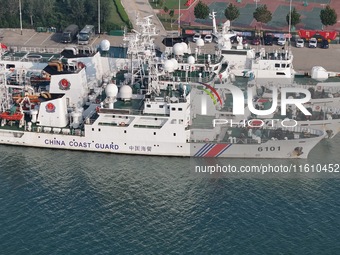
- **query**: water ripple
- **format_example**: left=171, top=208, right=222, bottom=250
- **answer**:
left=0, top=137, right=339, bottom=254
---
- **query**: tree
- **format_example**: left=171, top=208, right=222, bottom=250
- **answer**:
left=169, top=9, right=175, bottom=27
left=253, top=5, right=272, bottom=28
left=224, top=3, right=240, bottom=26
left=320, top=5, right=337, bottom=28
left=163, top=6, right=169, bottom=19
left=286, top=7, right=301, bottom=28
left=23, top=0, right=41, bottom=26
left=157, top=0, right=164, bottom=8
left=194, top=0, right=210, bottom=20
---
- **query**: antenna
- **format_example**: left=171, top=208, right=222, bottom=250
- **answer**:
left=209, top=11, right=217, bottom=35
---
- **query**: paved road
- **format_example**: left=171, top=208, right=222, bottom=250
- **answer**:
left=120, top=0, right=167, bottom=37
left=1, top=29, right=340, bottom=74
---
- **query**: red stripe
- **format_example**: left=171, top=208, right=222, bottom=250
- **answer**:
left=204, top=144, right=228, bottom=157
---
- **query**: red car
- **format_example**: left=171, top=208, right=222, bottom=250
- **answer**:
left=251, top=37, right=260, bottom=45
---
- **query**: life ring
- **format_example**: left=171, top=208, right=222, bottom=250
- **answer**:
left=315, top=105, right=320, bottom=111
left=77, top=62, right=85, bottom=69
left=124, top=66, right=128, bottom=70
left=120, top=122, right=126, bottom=126
left=316, top=86, right=321, bottom=91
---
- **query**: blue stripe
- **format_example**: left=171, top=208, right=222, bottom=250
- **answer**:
left=216, top=144, right=232, bottom=157
left=194, top=143, right=214, bottom=157
left=194, top=143, right=213, bottom=157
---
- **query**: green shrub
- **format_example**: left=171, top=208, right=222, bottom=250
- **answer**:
left=113, top=0, right=132, bottom=29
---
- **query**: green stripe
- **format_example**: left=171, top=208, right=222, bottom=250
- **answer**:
left=202, top=88, right=216, bottom=105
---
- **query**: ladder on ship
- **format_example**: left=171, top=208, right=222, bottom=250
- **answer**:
left=0, top=73, right=11, bottom=113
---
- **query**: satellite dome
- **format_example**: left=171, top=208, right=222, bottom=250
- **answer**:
left=100, top=40, right=110, bottom=51
left=144, top=49, right=151, bottom=56
left=187, top=56, right=195, bottom=65
left=173, top=43, right=184, bottom=56
left=119, top=85, right=133, bottom=101
left=196, top=38, right=205, bottom=47
left=311, top=66, right=328, bottom=81
left=170, top=58, right=179, bottom=70
left=164, top=59, right=175, bottom=73
left=180, top=42, right=188, bottom=53
left=105, top=83, right=118, bottom=97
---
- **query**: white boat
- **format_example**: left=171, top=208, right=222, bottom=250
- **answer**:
left=210, top=12, right=295, bottom=81
left=245, top=81, right=340, bottom=138
left=0, top=16, right=326, bottom=159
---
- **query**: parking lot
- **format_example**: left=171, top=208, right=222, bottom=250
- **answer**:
left=0, top=28, right=126, bottom=50
left=2, top=28, right=340, bottom=74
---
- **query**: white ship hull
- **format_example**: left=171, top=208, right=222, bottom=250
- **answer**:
left=0, top=128, right=324, bottom=159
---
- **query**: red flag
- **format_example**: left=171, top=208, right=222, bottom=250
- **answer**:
left=0, top=43, right=8, bottom=50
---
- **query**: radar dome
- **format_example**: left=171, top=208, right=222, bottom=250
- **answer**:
left=196, top=38, right=204, bottom=47
left=100, top=40, right=110, bottom=51
left=119, top=85, right=133, bottom=101
left=105, top=83, right=118, bottom=97
left=180, top=42, right=188, bottom=53
left=144, top=49, right=151, bottom=57
left=187, top=56, right=195, bottom=65
left=170, top=58, right=179, bottom=70
left=311, top=66, right=328, bottom=81
left=173, top=43, right=184, bottom=56
left=164, top=59, right=175, bottom=73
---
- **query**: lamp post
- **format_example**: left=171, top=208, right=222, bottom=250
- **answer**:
left=19, top=0, right=23, bottom=35
left=98, top=0, right=101, bottom=34
left=178, top=0, right=181, bottom=36
left=288, top=0, right=292, bottom=46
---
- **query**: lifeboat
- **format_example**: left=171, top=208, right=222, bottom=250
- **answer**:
left=0, top=112, right=24, bottom=121
left=248, top=119, right=264, bottom=127
left=13, top=95, right=40, bottom=103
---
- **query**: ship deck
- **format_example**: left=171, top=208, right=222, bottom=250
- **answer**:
left=2, top=51, right=62, bottom=63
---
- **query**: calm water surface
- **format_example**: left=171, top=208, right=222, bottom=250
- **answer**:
left=0, top=135, right=340, bottom=254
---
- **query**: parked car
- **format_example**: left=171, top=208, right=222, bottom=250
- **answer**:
left=251, top=37, right=260, bottom=45
left=296, top=38, right=304, bottom=48
left=204, top=34, right=213, bottom=43
left=241, top=36, right=249, bottom=45
left=320, top=39, right=329, bottom=49
left=309, top=38, right=317, bottom=48
left=264, top=35, right=273, bottom=45
left=277, top=37, right=286, bottom=46
left=192, top=33, right=201, bottom=42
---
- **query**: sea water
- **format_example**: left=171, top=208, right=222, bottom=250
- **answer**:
left=0, top=135, right=339, bottom=254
